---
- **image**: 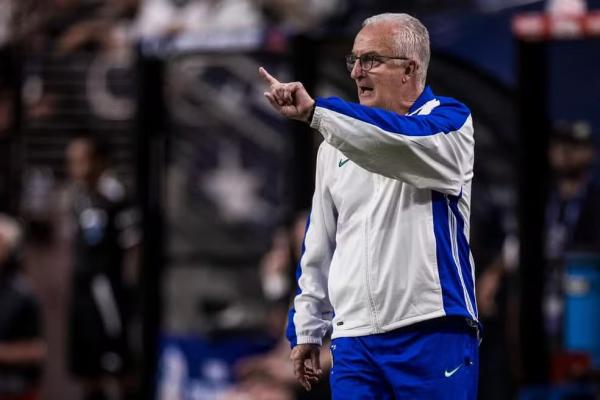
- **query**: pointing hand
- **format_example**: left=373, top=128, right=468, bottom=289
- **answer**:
left=259, top=67, right=315, bottom=123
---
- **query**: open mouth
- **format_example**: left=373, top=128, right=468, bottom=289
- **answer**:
left=359, top=86, right=374, bottom=95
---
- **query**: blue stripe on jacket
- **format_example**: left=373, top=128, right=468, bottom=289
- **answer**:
left=448, top=196, right=478, bottom=318
left=315, top=86, right=471, bottom=137
left=431, top=191, right=473, bottom=318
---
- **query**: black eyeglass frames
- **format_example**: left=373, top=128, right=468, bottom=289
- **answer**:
left=345, top=54, right=410, bottom=73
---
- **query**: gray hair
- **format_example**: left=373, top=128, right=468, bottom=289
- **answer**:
left=362, top=13, right=430, bottom=84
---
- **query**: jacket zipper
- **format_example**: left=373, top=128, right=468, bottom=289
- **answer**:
left=364, top=175, right=382, bottom=333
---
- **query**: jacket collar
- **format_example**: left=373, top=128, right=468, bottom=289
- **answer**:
left=408, top=85, right=435, bottom=115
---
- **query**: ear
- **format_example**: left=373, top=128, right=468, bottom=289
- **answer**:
left=404, top=60, right=417, bottom=79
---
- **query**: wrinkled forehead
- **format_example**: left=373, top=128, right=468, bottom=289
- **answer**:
left=352, top=22, right=398, bottom=55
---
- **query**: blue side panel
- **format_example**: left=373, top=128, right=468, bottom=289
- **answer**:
left=315, top=94, right=470, bottom=137
left=448, top=196, right=478, bottom=318
left=285, top=214, right=311, bottom=348
left=431, top=191, right=468, bottom=316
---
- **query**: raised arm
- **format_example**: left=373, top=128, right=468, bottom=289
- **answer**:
left=311, top=96, right=474, bottom=195
left=259, top=68, right=473, bottom=196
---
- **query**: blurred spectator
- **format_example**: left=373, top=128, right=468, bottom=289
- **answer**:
left=233, top=212, right=331, bottom=400
left=477, top=121, right=600, bottom=395
left=13, top=0, right=138, bottom=54
left=64, top=136, right=139, bottom=400
left=258, top=0, right=345, bottom=33
left=233, top=338, right=332, bottom=400
left=50, top=0, right=139, bottom=54
left=259, top=227, right=293, bottom=338
left=471, top=186, right=518, bottom=400
left=133, top=0, right=264, bottom=39
left=544, top=120, right=600, bottom=350
left=0, top=214, right=46, bottom=400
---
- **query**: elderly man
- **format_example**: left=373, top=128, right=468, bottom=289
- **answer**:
left=260, top=13, right=479, bottom=399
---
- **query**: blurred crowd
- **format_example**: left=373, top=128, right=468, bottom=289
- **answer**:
left=1, top=0, right=349, bottom=51
left=473, top=120, right=600, bottom=400
left=0, top=1, right=362, bottom=399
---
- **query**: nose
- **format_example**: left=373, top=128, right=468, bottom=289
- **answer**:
left=350, top=60, right=364, bottom=80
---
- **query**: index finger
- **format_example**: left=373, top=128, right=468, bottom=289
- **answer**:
left=310, top=350, right=322, bottom=375
left=259, top=66, right=280, bottom=86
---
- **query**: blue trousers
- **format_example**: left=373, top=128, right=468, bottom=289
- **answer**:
left=330, top=317, right=479, bottom=399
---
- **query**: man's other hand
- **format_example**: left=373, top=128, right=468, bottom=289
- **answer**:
left=259, top=67, right=315, bottom=123
left=290, top=343, right=322, bottom=391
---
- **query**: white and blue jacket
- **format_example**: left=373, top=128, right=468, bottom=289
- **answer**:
left=286, top=86, right=478, bottom=347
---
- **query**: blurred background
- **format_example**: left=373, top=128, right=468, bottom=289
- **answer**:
left=0, top=0, right=599, bottom=399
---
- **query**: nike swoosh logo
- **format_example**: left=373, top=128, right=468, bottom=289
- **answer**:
left=338, top=158, right=350, bottom=167
left=444, top=364, right=463, bottom=378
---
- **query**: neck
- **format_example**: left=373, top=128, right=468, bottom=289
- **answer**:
left=395, top=83, right=425, bottom=115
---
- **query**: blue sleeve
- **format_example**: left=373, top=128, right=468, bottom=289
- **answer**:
left=315, top=96, right=471, bottom=137
left=310, top=96, right=475, bottom=195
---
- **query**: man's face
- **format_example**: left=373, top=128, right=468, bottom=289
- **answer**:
left=350, top=22, right=409, bottom=111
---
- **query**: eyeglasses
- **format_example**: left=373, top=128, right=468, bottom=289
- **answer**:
left=345, top=54, right=410, bottom=73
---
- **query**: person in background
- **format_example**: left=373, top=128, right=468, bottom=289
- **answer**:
left=544, top=120, right=600, bottom=351
left=65, top=135, right=139, bottom=400
left=471, top=186, right=517, bottom=400
left=258, top=0, right=344, bottom=32
left=232, top=212, right=332, bottom=400
left=0, top=214, right=46, bottom=400
left=133, top=0, right=263, bottom=39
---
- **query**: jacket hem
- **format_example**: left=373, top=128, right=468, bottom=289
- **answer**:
left=330, top=309, right=448, bottom=339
